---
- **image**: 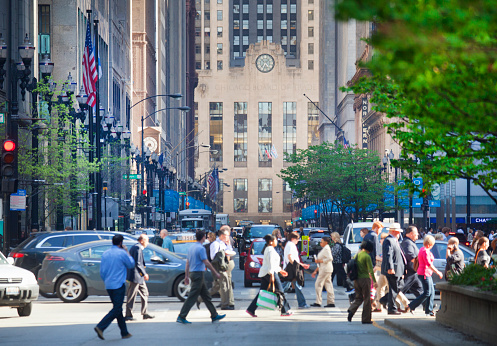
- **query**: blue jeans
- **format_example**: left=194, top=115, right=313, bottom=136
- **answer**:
left=408, top=275, right=434, bottom=314
left=97, top=284, right=129, bottom=337
left=283, top=281, right=307, bottom=307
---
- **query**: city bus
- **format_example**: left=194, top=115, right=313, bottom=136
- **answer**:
left=215, top=214, right=229, bottom=230
left=178, top=209, right=213, bottom=232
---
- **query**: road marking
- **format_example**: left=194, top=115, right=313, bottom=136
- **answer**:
left=373, top=321, right=417, bottom=346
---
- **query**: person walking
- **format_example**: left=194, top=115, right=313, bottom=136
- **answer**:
left=379, top=223, right=407, bottom=315
left=331, top=232, right=347, bottom=288
left=125, top=235, right=155, bottom=321
left=160, top=229, right=174, bottom=252
left=445, top=237, right=465, bottom=280
left=407, top=235, right=443, bottom=316
left=400, top=225, right=423, bottom=298
left=177, top=230, right=225, bottom=324
left=363, top=221, right=383, bottom=267
left=283, top=231, right=310, bottom=309
left=347, top=241, right=377, bottom=324
left=246, top=234, right=292, bottom=317
left=475, top=237, right=491, bottom=268
left=94, top=235, right=135, bottom=340
left=311, top=237, right=335, bottom=307
left=209, top=226, right=235, bottom=310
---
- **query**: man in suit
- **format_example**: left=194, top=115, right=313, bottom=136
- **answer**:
left=363, top=220, right=383, bottom=266
left=379, top=223, right=407, bottom=315
left=401, top=225, right=423, bottom=297
left=125, top=235, right=155, bottom=321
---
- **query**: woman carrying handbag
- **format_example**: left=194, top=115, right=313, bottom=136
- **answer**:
left=246, top=234, right=292, bottom=317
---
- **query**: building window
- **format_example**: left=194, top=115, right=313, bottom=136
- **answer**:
left=259, top=179, right=272, bottom=192
left=195, top=45, right=201, bottom=54
left=308, top=10, right=314, bottom=21
left=267, top=4, right=273, bottom=13
left=217, top=26, right=223, bottom=37
left=196, top=61, right=201, bottom=70
left=205, top=61, right=210, bottom=70
left=267, top=20, right=273, bottom=29
left=257, top=4, right=264, bottom=13
left=234, top=178, right=248, bottom=213
left=217, top=43, right=223, bottom=54
left=205, top=11, right=210, bottom=20
left=258, top=179, right=272, bottom=213
left=309, top=0, right=314, bottom=3
left=233, top=4, right=240, bottom=13
left=308, top=43, right=314, bottom=54
left=281, top=3, right=287, bottom=13
left=234, top=198, right=248, bottom=212
left=281, top=19, right=288, bottom=29
left=308, top=102, right=319, bottom=146
left=258, top=198, right=272, bottom=213
left=283, top=102, right=297, bottom=159
left=234, top=102, right=248, bottom=163
left=217, top=60, right=223, bottom=70
left=257, top=20, right=264, bottom=29
left=290, top=4, right=297, bottom=13
left=243, top=20, right=249, bottom=29
left=218, top=0, right=223, bottom=3
left=308, top=60, right=314, bottom=70
left=283, top=182, right=293, bottom=212
left=258, top=102, right=272, bottom=166
left=205, top=44, right=210, bottom=54
left=209, top=102, right=223, bottom=161
left=308, top=27, right=314, bottom=37
left=38, top=5, right=50, bottom=55
left=217, top=10, right=223, bottom=20
left=234, top=19, right=240, bottom=29
left=234, top=178, right=248, bottom=191
left=243, top=4, right=249, bottom=13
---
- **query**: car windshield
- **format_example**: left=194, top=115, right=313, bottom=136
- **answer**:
left=0, top=252, right=8, bottom=264
left=349, top=227, right=391, bottom=244
left=182, top=220, right=203, bottom=229
left=309, top=231, right=330, bottom=238
left=246, top=226, right=276, bottom=238
left=251, top=242, right=266, bottom=255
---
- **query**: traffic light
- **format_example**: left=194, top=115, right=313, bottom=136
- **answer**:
left=1, top=139, right=18, bottom=193
left=2, top=139, right=16, bottom=177
left=420, top=188, right=428, bottom=199
left=186, top=201, right=190, bottom=209
left=142, top=189, right=147, bottom=196
left=314, top=209, right=318, bottom=218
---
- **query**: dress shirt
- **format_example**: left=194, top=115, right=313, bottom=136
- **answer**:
left=259, top=246, right=282, bottom=277
left=100, top=245, right=135, bottom=290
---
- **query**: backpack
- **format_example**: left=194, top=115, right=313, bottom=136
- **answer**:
left=341, top=244, right=352, bottom=263
left=346, top=256, right=359, bottom=281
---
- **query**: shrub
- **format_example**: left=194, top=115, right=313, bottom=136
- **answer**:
left=450, top=264, right=497, bottom=294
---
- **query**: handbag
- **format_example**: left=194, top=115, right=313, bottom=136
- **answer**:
left=413, top=256, right=419, bottom=272
left=256, top=282, right=279, bottom=310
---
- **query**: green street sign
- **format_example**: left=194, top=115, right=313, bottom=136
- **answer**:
left=179, top=192, right=186, bottom=195
left=0, top=113, right=4, bottom=124
left=122, top=174, right=128, bottom=179
left=129, top=174, right=142, bottom=180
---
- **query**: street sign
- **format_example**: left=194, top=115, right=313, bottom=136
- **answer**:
left=123, top=174, right=141, bottom=179
left=179, top=192, right=186, bottom=195
left=10, top=189, right=26, bottom=211
left=135, top=214, right=142, bottom=224
left=122, top=174, right=128, bottom=179
left=0, top=112, right=4, bottom=124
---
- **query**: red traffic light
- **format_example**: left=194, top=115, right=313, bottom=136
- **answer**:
left=3, top=140, right=15, bottom=152
left=142, top=189, right=147, bottom=195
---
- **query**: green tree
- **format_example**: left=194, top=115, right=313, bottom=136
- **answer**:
left=19, top=81, right=99, bottom=227
left=278, top=142, right=387, bottom=229
left=336, top=0, right=497, bottom=203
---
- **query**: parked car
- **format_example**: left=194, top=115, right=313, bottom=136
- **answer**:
left=38, top=239, right=212, bottom=303
left=342, top=222, right=392, bottom=256
left=415, top=240, right=475, bottom=285
left=239, top=224, right=283, bottom=269
left=242, top=239, right=266, bottom=287
left=8, top=231, right=137, bottom=281
left=308, top=229, right=331, bottom=256
left=0, top=251, right=39, bottom=316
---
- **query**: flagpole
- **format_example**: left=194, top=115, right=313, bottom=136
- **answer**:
left=94, top=18, right=102, bottom=230
left=86, top=10, right=95, bottom=230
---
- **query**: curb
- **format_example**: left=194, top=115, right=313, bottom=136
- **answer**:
left=384, top=319, right=438, bottom=346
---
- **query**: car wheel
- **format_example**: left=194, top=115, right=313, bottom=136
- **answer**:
left=239, top=257, right=245, bottom=270
left=244, top=276, right=252, bottom=288
left=56, top=274, right=87, bottom=303
left=17, top=302, right=32, bottom=317
left=174, top=274, right=190, bottom=302
left=39, top=291, right=57, bottom=299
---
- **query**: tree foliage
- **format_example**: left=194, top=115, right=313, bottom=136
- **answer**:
left=336, top=0, right=497, bottom=203
left=278, top=142, right=387, bottom=226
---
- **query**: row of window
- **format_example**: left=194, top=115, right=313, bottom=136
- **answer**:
left=197, top=102, right=319, bottom=164
left=232, top=179, right=293, bottom=213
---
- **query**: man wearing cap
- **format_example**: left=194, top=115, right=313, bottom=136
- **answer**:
left=363, top=221, right=383, bottom=267
left=379, top=223, right=407, bottom=315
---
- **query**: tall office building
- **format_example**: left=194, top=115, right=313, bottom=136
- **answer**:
left=194, top=0, right=323, bottom=226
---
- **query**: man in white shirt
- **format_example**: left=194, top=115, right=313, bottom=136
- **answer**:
left=208, top=226, right=234, bottom=310
left=283, top=231, right=310, bottom=309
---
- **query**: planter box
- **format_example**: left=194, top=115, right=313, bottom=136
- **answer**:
left=436, top=282, right=497, bottom=344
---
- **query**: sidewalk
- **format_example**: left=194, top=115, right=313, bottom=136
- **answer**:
left=384, top=317, right=490, bottom=346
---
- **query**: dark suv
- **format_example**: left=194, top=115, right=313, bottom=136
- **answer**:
left=9, top=231, right=136, bottom=279
left=238, top=224, right=283, bottom=269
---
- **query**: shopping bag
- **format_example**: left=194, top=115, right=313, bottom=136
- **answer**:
left=256, top=290, right=278, bottom=310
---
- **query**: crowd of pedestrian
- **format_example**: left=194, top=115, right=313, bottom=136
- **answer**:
left=92, top=221, right=496, bottom=339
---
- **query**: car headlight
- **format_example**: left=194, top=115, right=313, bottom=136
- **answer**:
left=248, top=261, right=261, bottom=268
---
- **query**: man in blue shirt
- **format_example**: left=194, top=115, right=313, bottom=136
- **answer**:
left=95, top=235, right=135, bottom=340
left=160, top=229, right=174, bottom=252
left=177, top=229, right=225, bottom=324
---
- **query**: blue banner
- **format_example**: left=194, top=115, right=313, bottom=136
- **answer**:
left=164, top=190, right=179, bottom=212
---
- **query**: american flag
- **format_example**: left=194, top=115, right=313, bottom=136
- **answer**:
left=82, top=20, right=97, bottom=107
left=208, top=168, right=219, bottom=201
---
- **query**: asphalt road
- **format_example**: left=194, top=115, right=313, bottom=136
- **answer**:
left=0, top=254, right=430, bottom=346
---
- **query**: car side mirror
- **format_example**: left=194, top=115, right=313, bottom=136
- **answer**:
left=150, top=255, right=166, bottom=264
left=240, top=252, right=247, bottom=257
left=7, top=257, right=14, bottom=265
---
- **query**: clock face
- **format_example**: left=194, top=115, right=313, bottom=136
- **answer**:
left=256, top=54, right=275, bottom=73
left=144, top=137, right=158, bottom=152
